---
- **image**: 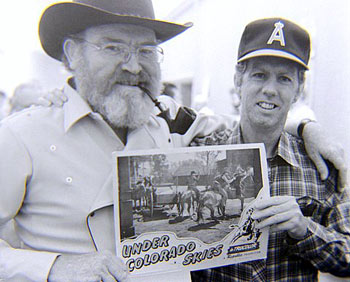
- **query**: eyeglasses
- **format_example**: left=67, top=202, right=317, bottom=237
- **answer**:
left=73, top=37, right=164, bottom=63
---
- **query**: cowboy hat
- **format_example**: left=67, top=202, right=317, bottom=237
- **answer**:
left=39, top=0, right=192, bottom=61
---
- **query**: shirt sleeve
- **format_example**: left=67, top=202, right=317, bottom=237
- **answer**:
left=0, top=124, right=59, bottom=281
left=0, top=124, right=30, bottom=225
left=156, top=95, right=239, bottom=147
left=286, top=168, right=350, bottom=276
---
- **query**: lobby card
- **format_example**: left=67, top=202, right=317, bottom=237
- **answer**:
left=113, top=143, right=270, bottom=276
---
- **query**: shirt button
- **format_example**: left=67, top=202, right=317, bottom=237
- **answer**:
left=168, top=138, right=171, bottom=143
left=66, top=177, right=73, bottom=183
left=50, top=145, right=57, bottom=152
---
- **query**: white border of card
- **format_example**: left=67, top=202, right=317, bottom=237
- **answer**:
left=113, top=143, right=270, bottom=277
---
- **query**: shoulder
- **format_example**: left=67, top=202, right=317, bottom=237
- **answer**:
left=283, top=131, right=308, bottom=158
left=0, top=105, right=63, bottom=136
left=283, top=132, right=339, bottom=194
left=190, top=122, right=240, bottom=147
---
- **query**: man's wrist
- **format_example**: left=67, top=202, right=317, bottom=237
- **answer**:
left=297, top=119, right=317, bottom=137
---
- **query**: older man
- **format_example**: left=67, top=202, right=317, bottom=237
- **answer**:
left=0, top=1, right=198, bottom=281
left=191, top=18, right=350, bottom=281
left=0, top=0, right=347, bottom=281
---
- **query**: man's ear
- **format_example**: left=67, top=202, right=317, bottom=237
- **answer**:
left=293, top=81, right=305, bottom=103
left=234, top=73, right=242, bottom=97
left=63, top=38, right=80, bottom=70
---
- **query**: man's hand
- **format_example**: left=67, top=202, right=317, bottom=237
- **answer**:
left=38, top=88, right=68, bottom=107
left=252, top=196, right=308, bottom=240
left=48, top=251, right=129, bottom=282
left=302, top=121, right=348, bottom=192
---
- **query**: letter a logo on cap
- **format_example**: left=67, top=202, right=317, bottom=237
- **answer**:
left=267, top=21, right=285, bottom=46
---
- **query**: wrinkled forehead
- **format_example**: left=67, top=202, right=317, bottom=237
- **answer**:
left=83, top=23, right=158, bottom=44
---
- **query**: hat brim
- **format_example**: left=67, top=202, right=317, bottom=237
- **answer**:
left=237, top=49, right=309, bottom=70
left=39, top=2, right=192, bottom=61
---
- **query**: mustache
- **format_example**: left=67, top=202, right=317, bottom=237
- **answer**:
left=106, top=70, right=151, bottom=91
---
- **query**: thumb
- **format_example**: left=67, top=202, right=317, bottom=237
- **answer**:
left=309, top=154, right=329, bottom=180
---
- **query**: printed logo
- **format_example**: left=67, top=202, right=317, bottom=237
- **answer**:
left=267, top=21, right=285, bottom=46
left=227, top=242, right=260, bottom=258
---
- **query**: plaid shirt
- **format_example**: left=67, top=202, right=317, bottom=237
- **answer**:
left=191, top=124, right=350, bottom=281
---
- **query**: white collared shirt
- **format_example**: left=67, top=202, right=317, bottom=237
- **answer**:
left=0, top=83, right=237, bottom=281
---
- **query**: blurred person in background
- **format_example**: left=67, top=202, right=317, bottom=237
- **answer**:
left=161, top=82, right=178, bottom=99
left=0, top=90, right=7, bottom=119
left=9, top=81, right=46, bottom=114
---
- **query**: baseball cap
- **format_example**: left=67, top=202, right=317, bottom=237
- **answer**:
left=237, top=18, right=311, bottom=69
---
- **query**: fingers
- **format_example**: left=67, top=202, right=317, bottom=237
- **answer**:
left=101, top=273, right=129, bottom=282
left=302, top=121, right=348, bottom=190
left=308, top=144, right=348, bottom=192
left=252, top=197, right=297, bottom=227
left=308, top=151, right=329, bottom=181
left=105, top=256, right=129, bottom=282
left=338, top=168, right=348, bottom=192
left=302, top=122, right=329, bottom=180
left=269, top=217, right=303, bottom=234
left=37, top=96, right=52, bottom=107
left=254, top=209, right=296, bottom=229
left=252, top=196, right=307, bottom=239
left=253, top=196, right=293, bottom=210
left=100, top=273, right=118, bottom=282
left=48, top=251, right=128, bottom=282
left=324, top=150, right=348, bottom=192
left=41, top=89, right=68, bottom=107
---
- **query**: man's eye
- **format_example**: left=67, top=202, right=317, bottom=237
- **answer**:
left=252, top=73, right=265, bottom=79
left=104, top=44, right=125, bottom=53
left=139, top=47, right=155, bottom=56
left=279, top=76, right=292, bottom=83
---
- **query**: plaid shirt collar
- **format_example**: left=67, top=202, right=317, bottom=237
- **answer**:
left=275, top=130, right=300, bottom=168
left=232, top=124, right=300, bottom=168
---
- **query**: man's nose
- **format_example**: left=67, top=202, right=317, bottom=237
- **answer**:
left=262, top=79, right=278, bottom=97
left=121, top=52, right=142, bottom=74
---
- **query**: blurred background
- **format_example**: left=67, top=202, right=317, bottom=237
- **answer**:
left=0, top=2, right=349, bottom=172
left=1, top=1, right=349, bottom=165
left=1, top=0, right=349, bottom=172
left=0, top=1, right=348, bottom=280
left=0, top=1, right=349, bottom=169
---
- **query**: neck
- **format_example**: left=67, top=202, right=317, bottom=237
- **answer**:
left=241, top=121, right=283, bottom=158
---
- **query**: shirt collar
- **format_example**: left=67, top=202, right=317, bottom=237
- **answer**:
left=62, top=80, right=163, bottom=137
left=63, top=82, right=93, bottom=132
left=275, top=131, right=300, bottom=168
left=234, top=124, right=300, bottom=168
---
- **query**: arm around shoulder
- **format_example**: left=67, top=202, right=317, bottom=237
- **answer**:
left=286, top=101, right=347, bottom=190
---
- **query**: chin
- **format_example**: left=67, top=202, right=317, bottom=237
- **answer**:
left=103, top=90, right=154, bottom=130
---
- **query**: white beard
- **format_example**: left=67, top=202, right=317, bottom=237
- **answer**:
left=74, top=60, right=160, bottom=130
left=88, top=85, right=155, bottom=129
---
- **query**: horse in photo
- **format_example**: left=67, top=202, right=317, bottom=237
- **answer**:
left=196, top=180, right=228, bottom=223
